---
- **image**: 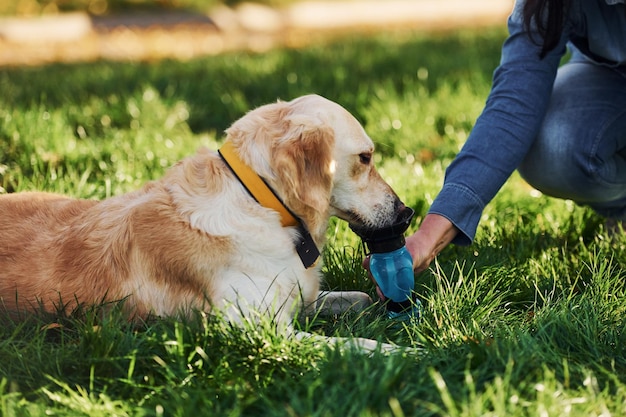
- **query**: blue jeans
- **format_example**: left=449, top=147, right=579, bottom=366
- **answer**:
left=518, top=49, right=626, bottom=220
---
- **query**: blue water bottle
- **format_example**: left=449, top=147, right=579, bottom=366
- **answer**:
left=351, top=206, right=421, bottom=323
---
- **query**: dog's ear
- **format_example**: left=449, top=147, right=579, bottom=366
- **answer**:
left=272, top=114, right=335, bottom=228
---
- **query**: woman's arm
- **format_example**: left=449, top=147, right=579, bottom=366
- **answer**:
left=426, top=0, right=571, bottom=246
left=404, top=0, right=572, bottom=270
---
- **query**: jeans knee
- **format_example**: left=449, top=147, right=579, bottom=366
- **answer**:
left=518, top=120, right=578, bottom=196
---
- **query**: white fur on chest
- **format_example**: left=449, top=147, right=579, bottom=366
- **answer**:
left=170, top=178, right=322, bottom=322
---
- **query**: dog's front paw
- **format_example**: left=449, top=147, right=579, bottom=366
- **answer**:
left=314, top=290, right=373, bottom=316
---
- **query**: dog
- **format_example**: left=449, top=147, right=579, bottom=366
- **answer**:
left=0, top=94, right=407, bottom=352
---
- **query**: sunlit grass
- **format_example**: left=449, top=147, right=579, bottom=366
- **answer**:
left=1, top=26, right=626, bottom=416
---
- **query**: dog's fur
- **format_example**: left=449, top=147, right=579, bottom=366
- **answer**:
left=0, top=95, right=404, bottom=348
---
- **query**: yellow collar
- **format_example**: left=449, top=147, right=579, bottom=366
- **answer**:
left=218, top=141, right=320, bottom=268
left=218, top=141, right=298, bottom=228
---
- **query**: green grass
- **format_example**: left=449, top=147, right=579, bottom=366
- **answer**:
left=1, top=26, right=626, bottom=416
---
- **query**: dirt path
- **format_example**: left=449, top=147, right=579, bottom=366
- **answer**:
left=0, top=0, right=513, bottom=67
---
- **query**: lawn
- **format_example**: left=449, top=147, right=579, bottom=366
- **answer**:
left=1, top=26, right=626, bottom=416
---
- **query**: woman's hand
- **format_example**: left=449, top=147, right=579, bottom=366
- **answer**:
left=405, top=213, right=458, bottom=273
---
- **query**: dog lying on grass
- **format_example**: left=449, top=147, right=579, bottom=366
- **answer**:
left=0, top=94, right=408, bottom=352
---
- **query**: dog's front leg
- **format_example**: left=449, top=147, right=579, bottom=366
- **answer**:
left=313, top=291, right=373, bottom=316
left=293, top=331, right=412, bottom=355
left=214, top=273, right=302, bottom=329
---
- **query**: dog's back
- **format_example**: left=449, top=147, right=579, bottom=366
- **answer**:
left=0, top=192, right=98, bottom=235
left=0, top=180, right=218, bottom=316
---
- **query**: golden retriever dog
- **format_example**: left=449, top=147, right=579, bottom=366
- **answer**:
left=0, top=94, right=406, bottom=351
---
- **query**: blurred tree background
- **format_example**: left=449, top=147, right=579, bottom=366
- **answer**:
left=1, top=0, right=297, bottom=16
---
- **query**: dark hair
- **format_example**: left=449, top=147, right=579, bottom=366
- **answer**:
left=522, top=0, right=571, bottom=58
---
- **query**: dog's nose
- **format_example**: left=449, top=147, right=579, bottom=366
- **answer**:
left=394, top=199, right=406, bottom=213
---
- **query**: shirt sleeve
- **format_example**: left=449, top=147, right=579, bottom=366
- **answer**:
left=428, top=0, right=570, bottom=245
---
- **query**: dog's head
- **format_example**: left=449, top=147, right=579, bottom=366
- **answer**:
left=224, top=94, right=404, bottom=240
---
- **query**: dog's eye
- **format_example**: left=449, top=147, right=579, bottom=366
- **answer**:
left=359, top=153, right=372, bottom=165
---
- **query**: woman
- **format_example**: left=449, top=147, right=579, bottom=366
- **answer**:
left=403, top=0, right=626, bottom=274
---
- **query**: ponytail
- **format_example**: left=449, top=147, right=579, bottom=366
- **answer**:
left=522, top=0, right=570, bottom=58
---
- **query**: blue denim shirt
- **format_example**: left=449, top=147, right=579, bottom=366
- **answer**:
left=428, top=0, right=626, bottom=245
